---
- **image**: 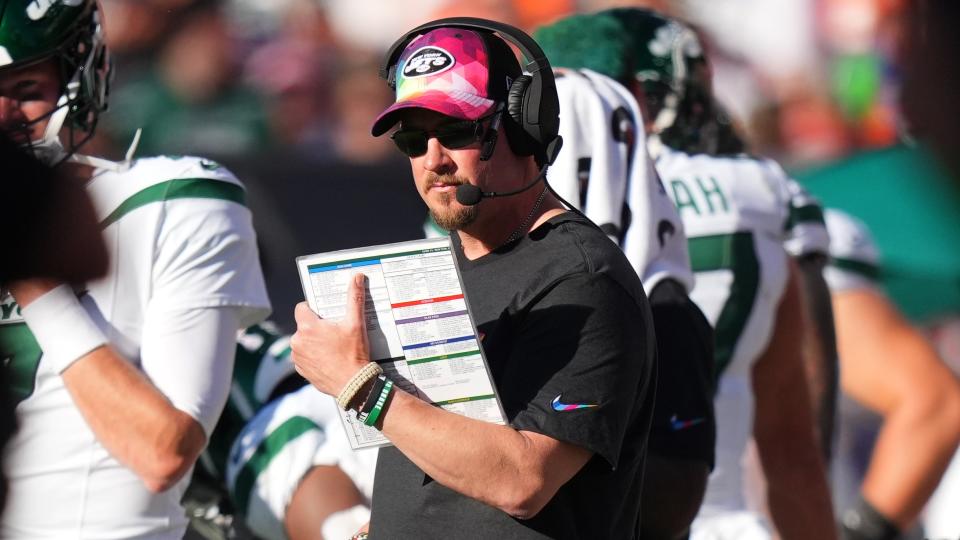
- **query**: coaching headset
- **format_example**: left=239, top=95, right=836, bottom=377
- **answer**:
left=379, top=17, right=564, bottom=177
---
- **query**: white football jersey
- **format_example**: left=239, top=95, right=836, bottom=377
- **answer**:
left=656, top=148, right=828, bottom=519
left=551, top=69, right=693, bottom=293
left=1, top=156, right=271, bottom=539
left=822, top=208, right=881, bottom=293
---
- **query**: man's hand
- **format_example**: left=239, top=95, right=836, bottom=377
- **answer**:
left=291, top=272, right=372, bottom=397
left=8, top=278, right=62, bottom=308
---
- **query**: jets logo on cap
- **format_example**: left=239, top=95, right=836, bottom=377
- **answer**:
left=403, top=46, right=455, bottom=78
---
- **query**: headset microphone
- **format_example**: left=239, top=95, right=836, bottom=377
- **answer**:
left=455, top=164, right=549, bottom=206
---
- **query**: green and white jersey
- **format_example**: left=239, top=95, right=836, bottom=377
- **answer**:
left=197, top=322, right=298, bottom=485
left=656, top=147, right=828, bottom=518
left=226, top=385, right=377, bottom=540
left=823, top=209, right=881, bottom=293
left=0, top=156, right=270, bottom=539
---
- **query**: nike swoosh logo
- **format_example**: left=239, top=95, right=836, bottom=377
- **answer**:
left=669, top=414, right=705, bottom=431
left=551, top=395, right=598, bottom=411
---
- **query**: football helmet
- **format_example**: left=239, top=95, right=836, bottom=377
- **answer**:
left=0, top=0, right=112, bottom=164
left=604, top=8, right=718, bottom=155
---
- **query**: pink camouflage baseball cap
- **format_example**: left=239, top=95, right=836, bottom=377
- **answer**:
left=371, top=27, right=522, bottom=136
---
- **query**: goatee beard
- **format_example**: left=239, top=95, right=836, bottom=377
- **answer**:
left=427, top=174, right=479, bottom=231
left=431, top=196, right=479, bottom=230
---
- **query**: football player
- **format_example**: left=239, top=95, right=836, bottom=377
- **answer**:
left=608, top=9, right=838, bottom=539
left=0, top=1, right=270, bottom=537
left=823, top=209, right=960, bottom=540
left=538, top=9, right=838, bottom=539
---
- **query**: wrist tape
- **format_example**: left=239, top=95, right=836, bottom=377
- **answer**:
left=20, top=285, right=107, bottom=374
left=321, top=504, right=369, bottom=540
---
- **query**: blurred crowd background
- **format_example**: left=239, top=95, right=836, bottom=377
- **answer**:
left=90, top=0, right=912, bottom=168
left=86, top=0, right=960, bottom=381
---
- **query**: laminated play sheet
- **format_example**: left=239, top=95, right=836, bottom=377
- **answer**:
left=296, top=237, right=505, bottom=449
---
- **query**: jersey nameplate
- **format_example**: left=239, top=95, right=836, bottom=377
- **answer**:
left=668, top=176, right=730, bottom=216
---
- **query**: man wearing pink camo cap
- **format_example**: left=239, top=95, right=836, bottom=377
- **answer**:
left=292, top=20, right=657, bottom=539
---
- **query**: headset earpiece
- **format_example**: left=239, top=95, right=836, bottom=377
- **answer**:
left=501, top=74, right=539, bottom=159
left=507, top=75, right=532, bottom=126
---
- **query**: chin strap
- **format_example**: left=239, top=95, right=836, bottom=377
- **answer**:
left=31, top=94, right=73, bottom=166
left=67, top=128, right=142, bottom=172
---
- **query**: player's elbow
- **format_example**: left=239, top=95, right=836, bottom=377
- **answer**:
left=931, top=379, right=960, bottom=447
left=905, top=375, right=960, bottom=441
left=140, top=455, right=194, bottom=493
left=139, top=418, right=207, bottom=493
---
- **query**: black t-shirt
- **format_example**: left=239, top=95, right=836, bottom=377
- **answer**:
left=369, top=212, right=657, bottom=539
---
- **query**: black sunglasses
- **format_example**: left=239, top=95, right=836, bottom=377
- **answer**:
left=390, top=108, right=500, bottom=157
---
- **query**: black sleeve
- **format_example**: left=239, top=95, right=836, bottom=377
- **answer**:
left=503, top=272, right=655, bottom=468
left=647, top=279, right=717, bottom=468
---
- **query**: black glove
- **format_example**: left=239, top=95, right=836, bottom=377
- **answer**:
left=839, top=495, right=902, bottom=540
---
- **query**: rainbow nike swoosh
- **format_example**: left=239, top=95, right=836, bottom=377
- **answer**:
left=669, top=415, right=706, bottom=431
left=551, top=395, right=598, bottom=411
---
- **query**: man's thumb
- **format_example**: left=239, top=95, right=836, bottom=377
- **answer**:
left=346, top=272, right=368, bottom=331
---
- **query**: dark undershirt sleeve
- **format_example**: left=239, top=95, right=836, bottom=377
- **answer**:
left=503, top=272, right=653, bottom=468
left=646, top=279, right=717, bottom=468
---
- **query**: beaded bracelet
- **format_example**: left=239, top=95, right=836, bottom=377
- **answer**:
left=336, top=363, right=383, bottom=410
left=357, top=374, right=388, bottom=418
left=362, top=378, right=394, bottom=427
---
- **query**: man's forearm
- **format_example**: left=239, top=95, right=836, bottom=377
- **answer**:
left=379, top=388, right=591, bottom=519
left=12, top=280, right=208, bottom=492
left=62, top=346, right=206, bottom=493
left=796, top=255, right=839, bottom=460
left=763, top=443, right=837, bottom=540
left=754, top=259, right=838, bottom=540
left=861, top=402, right=960, bottom=528
left=834, top=289, right=960, bottom=529
left=858, top=350, right=960, bottom=530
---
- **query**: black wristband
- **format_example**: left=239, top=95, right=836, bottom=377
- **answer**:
left=357, top=375, right=387, bottom=417
left=839, top=495, right=902, bottom=540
